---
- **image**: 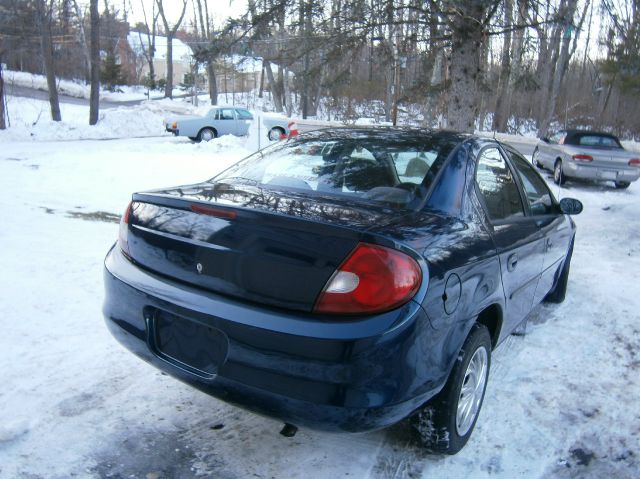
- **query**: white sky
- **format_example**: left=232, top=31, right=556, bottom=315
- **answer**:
left=79, top=0, right=248, bottom=31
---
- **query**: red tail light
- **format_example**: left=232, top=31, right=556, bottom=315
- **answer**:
left=314, top=243, right=423, bottom=315
left=118, top=201, right=133, bottom=257
left=572, top=154, right=593, bottom=162
left=629, top=158, right=640, bottom=167
left=191, top=203, right=237, bottom=219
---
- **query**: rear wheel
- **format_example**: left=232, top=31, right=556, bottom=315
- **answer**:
left=197, top=127, right=217, bottom=142
left=268, top=127, right=285, bottom=141
left=554, top=160, right=566, bottom=185
left=615, top=181, right=630, bottom=189
left=411, top=323, right=491, bottom=454
left=533, top=147, right=544, bottom=169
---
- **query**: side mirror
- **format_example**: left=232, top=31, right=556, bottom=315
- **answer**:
left=559, top=197, right=583, bottom=215
left=542, top=137, right=550, bottom=143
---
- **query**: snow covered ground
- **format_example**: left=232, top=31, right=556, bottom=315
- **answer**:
left=1, top=100, right=639, bottom=478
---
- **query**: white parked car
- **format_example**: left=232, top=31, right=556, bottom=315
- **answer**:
left=165, top=107, right=292, bottom=142
left=533, top=130, right=640, bottom=188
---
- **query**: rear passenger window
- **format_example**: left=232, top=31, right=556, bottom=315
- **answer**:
left=476, top=148, right=524, bottom=221
left=220, top=109, right=235, bottom=120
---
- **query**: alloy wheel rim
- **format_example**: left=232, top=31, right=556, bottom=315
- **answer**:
left=456, top=346, right=488, bottom=437
left=202, top=130, right=213, bottom=141
left=555, top=163, right=561, bottom=182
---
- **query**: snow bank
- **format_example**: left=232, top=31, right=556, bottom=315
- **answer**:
left=5, top=70, right=89, bottom=98
left=622, top=140, right=640, bottom=153
left=4, top=69, right=182, bottom=102
left=0, top=96, right=167, bottom=141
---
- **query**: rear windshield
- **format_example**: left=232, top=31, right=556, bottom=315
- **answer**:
left=567, top=134, right=622, bottom=148
left=212, top=135, right=456, bottom=208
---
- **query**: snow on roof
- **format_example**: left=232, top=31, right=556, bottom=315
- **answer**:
left=225, top=54, right=264, bottom=73
left=128, top=31, right=193, bottom=65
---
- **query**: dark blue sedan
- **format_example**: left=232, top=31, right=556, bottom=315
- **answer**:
left=103, top=128, right=582, bottom=454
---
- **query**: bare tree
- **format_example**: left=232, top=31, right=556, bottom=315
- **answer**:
left=136, top=0, right=160, bottom=87
left=0, top=56, right=6, bottom=130
left=71, top=0, right=92, bottom=81
left=89, top=0, right=99, bottom=125
left=156, top=0, right=188, bottom=98
left=492, top=0, right=513, bottom=131
left=194, top=0, right=218, bottom=105
left=538, top=0, right=583, bottom=137
left=36, top=0, right=61, bottom=121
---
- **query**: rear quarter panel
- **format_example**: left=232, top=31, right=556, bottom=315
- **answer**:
left=176, top=118, right=206, bottom=137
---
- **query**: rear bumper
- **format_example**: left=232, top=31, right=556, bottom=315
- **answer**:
left=563, top=161, right=640, bottom=182
left=103, top=246, right=446, bottom=432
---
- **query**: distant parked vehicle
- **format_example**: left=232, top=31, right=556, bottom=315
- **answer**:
left=263, top=116, right=295, bottom=141
left=532, top=129, right=640, bottom=188
left=165, top=107, right=292, bottom=143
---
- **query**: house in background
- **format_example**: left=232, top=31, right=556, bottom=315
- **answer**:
left=127, top=31, right=194, bottom=86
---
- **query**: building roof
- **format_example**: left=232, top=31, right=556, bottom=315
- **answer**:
left=128, top=31, right=193, bottom=65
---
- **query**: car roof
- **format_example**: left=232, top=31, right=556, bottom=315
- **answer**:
left=212, top=105, right=249, bottom=110
left=293, top=126, right=472, bottom=144
left=559, top=129, right=620, bottom=139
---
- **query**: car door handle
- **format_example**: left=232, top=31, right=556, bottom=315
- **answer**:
left=507, top=254, right=518, bottom=272
left=546, top=238, right=553, bottom=250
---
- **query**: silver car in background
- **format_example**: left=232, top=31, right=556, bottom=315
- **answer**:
left=166, top=107, right=254, bottom=142
left=532, top=130, right=640, bottom=189
left=165, top=107, right=293, bottom=143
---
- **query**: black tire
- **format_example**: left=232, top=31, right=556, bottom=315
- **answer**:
left=615, top=181, right=630, bottom=189
left=544, top=240, right=574, bottom=303
left=411, top=323, right=492, bottom=454
left=554, top=159, right=566, bottom=185
left=197, top=127, right=217, bottom=142
left=188, top=136, right=197, bottom=141
left=268, top=127, right=285, bottom=141
left=533, top=147, right=544, bottom=169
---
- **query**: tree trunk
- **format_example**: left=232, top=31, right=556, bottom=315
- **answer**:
left=72, top=0, right=92, bottom=82
left=0, top=59, right=6, bottom=130
left=89, top=0, right=100, bottom=125
left=492, top=0, right=513, bottom=131
left=164, top=34, right=174, bottom=98
left=258, top=65, right=265, bottom=98
left=447, top=3, right=486, bottom=133
left=265, top=61, right=283, bottom=112
left=156, top=0, right=187, bottom=99
left=283, top=69, right=293, bottom=116
left=207, top=62, right=218, bottom=105
left=539, top=0, right=579, bottom=137
left=500, top=0, right=527, bottom=132
left=38, top=0, right=61, bottom=122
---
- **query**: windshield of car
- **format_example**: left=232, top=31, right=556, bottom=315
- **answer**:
left=235, top=109, right=253, bottom=120
left=212, top=135, right=456, bottom=209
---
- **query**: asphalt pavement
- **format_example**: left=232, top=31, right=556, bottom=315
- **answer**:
left=5, top=84, right=191, bottom=109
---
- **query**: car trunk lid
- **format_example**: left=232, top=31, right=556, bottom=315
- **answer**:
left=125, top=182, right=409, bottom=312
